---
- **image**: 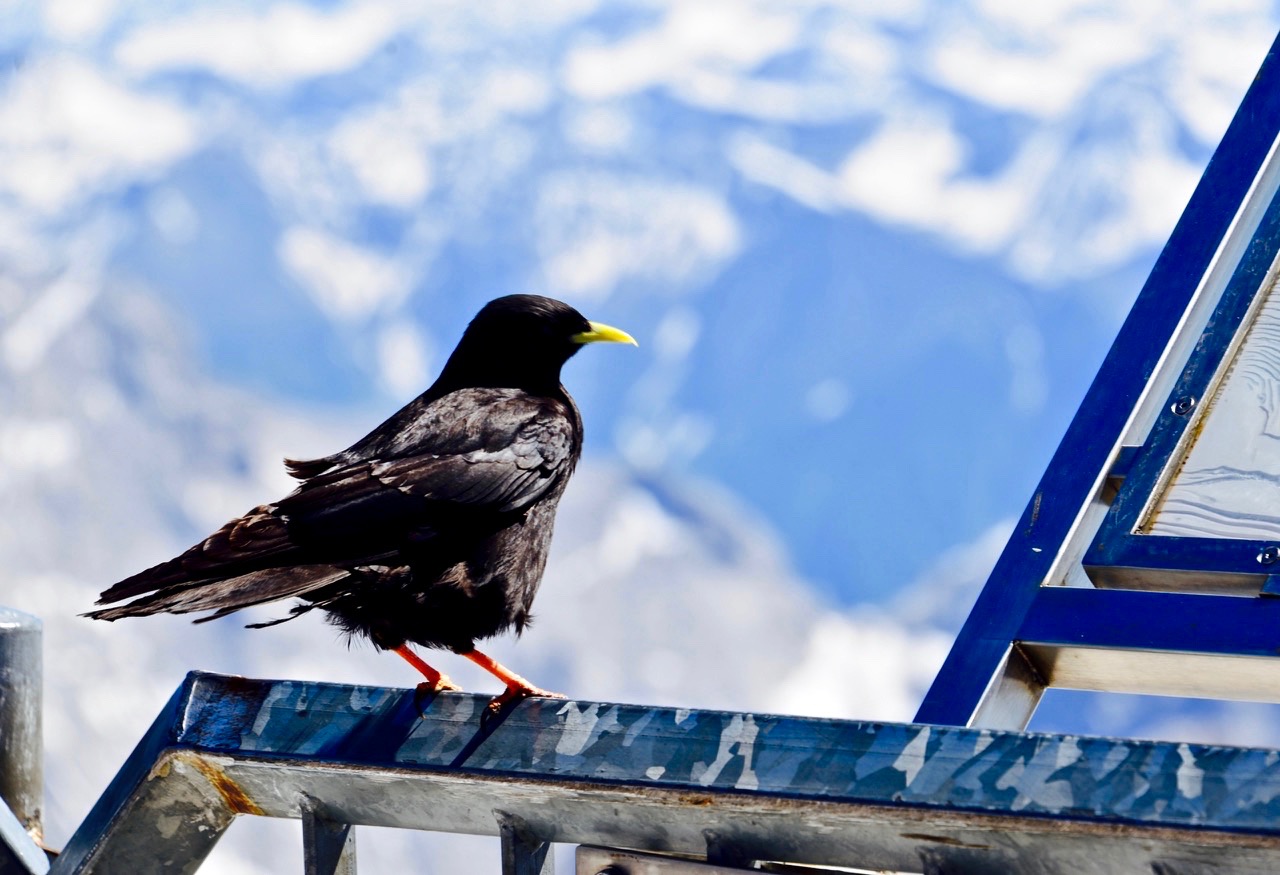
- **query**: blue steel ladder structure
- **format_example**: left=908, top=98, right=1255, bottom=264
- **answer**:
left=8, top=28, right=1280, bottom=875
left=917, top=29, right=1280, bottom=730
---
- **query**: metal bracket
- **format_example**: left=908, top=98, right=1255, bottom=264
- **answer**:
left=497, top=811, right=554, bottom=875
left=300, top=795, right=355, bottom=875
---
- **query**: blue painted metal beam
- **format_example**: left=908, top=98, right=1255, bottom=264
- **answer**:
left=1019, top=587, right=1280, bottom=656
left=48, top=672, right=1280, bottom=874
left=915, top=29, right=1280, bottom=727
left=1088, top=534, right=1276, bottom=583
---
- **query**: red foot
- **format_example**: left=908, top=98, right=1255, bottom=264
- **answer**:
left=460, top=648, right=564, bottom=717
left=485, top=682, right=566, bottom=717
left=417, top=676, right=462, bottom=694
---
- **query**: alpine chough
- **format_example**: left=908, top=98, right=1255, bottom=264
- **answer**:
left=89, top=294, right=636, bottom=713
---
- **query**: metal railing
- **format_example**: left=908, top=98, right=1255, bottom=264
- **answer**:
left=27, top=670, right=1280, bottom=874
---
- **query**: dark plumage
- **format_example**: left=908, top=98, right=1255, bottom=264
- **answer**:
left=89, top=294, right=636, bottom=710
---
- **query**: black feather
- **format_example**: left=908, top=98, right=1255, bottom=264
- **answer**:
left=88, top=295, right=630, bottom=659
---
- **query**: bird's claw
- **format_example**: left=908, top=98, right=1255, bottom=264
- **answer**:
left=481, top=684, right=565, bottom=724
left=412, top=676, right=463, bottom=713
left=420, top=677, right=462, bottom=693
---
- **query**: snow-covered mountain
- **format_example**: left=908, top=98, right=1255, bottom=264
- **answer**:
left=4, top=1, right=1280, bottom=868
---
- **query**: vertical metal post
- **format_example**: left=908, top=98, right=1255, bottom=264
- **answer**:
left=301, top=795, right=356, bottom=875
left=496, top=811, right=554, bottom=875
left=967, top=645, right=1045, bottom=730
left=0, top=608, right=41, bottom=843
left=704, top=830, right=754, bottom=869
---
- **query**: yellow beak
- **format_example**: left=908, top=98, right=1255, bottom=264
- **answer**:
left=572, top=321, right=638, bottom=346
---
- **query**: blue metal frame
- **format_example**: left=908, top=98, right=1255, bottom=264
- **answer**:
left=1086, top=167, right=1280, bottom=581
left=48, top=672, right=1280, bottom=874
left=916, top=30, right=1280, bottom=726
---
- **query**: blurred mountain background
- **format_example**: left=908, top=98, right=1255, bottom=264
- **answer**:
left=3, top=1, right=1280, bottom=870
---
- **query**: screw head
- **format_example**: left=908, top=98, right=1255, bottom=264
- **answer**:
left=1259, top=546, right=1280, bottom=565
left=1171, top=395, right=1196, bottom=416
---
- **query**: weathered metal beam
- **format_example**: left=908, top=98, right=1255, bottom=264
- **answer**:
left=47, top=672, right=1280, bottom=874
left=51, top=684, right=233, bottom=875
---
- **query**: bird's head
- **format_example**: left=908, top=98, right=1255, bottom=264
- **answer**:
left=433, top=294, right=636, bottom=394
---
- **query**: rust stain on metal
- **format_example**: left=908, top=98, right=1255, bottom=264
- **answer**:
left=148, top=757, right=173, bottom=780
left=680, top=795, right=716, bottom=807
left=900, top=832, right=992, bottom=849
left=175, top=753, right=265, bottom=816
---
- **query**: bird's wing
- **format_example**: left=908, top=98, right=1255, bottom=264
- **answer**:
left=280, top=404, right=576, bottom=522
left=376, top=412, right=575, bottom=512
left=282, top=387, right=574, bottom=477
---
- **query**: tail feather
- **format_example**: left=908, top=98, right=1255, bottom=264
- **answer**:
left=283, top=455, right=338, bottom=480
left=96, top=505, right=299, bottom=605
left=86, top=565, right=350, bottom=622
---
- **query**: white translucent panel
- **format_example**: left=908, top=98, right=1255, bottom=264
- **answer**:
left=1147, top=271, right=1280, bottom=538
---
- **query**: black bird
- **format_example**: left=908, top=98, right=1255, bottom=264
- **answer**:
left=89, top=294, right=636, bottom=712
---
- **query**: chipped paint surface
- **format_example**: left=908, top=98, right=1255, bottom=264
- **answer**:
left=173, top=672, right=1280, bottom=835
left=57, top=671, right=1280, bottom=875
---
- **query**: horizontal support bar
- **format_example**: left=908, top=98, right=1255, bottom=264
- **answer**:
left=51, top=672, right=1280, bottom=875
left=1019, top=643, right=1280, bottom=701
left=1017, top=587, right=1280, bottom=701
left=1086, top=533, right=1280, bottom=584
left=1021, top=586, right=1280, bottom=656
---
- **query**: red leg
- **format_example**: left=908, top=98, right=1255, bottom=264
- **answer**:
left=463, top=648, right=564, bottom=714
left=394, top=644, right=461, bottom=693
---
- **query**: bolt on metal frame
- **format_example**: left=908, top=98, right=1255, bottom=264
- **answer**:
left=917, top=29, right=1280, bottom=729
